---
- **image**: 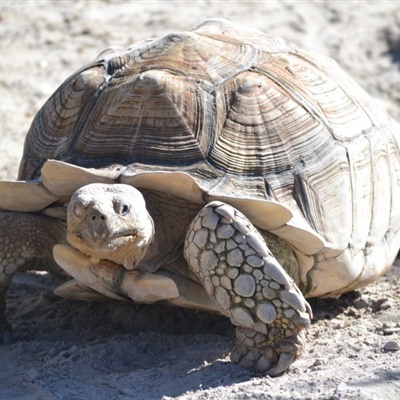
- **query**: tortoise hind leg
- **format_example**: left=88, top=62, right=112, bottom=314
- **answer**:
left=184, top=201, right=312, bottom=375
left=0, top=210, right=66, bottom=344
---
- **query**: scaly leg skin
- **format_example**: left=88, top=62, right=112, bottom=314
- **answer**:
left=184, top=201, right=312, bottom=375
left=0, top=210, right=66, bottom=344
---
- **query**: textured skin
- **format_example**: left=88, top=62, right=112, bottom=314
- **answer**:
left=0, top=211, right=66, bottom=343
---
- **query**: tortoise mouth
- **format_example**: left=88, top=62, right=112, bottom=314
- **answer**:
left=109, top=228, right=139, bottom=241
left=69, top=228, right=139, bottom=248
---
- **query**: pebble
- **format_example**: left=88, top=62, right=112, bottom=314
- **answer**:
left=384, top=340, right=400, bottom=351
left=312, top=358, right=323, bottom=366
left=330, top=381, right=348, bottom=400
left=383, top=327, right=400, bottom=335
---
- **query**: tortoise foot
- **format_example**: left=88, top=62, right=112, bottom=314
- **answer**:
left=184, top=201, right=312, bottom=374
left=231, top=327, right=305, bottom=375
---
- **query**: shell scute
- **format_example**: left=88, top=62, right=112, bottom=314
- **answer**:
left=19, top=65, right=107, bottom=180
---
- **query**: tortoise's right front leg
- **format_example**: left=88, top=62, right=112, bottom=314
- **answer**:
left=0, top=210, right=66, bottom=344
left=184, top=201, right=312, bottom=375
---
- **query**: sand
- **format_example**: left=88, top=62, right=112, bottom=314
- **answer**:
left=0, top=1, right=399, bottom=399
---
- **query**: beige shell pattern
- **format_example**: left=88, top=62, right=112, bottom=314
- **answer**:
left=2, top=18, right=400, bottom=297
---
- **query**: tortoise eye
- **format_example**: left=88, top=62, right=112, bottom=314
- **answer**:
left=114, top=200, right=129, bottom=216
left=121, top=204, right=129, bottom=215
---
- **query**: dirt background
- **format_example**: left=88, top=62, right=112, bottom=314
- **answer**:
left=0, top=1, right=400, bottom=399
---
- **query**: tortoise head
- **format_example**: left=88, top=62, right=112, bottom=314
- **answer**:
left=67, top=183, right=154, bottom=270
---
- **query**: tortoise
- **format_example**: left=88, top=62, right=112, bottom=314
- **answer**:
left=1, top=18, right=400, bottom=375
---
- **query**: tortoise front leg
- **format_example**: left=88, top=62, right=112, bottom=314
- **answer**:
left=53, top=244, right=220, bottom=312
left=184, top=201, right=312, bottom=375
left=0, top=211, right=66, bottom=343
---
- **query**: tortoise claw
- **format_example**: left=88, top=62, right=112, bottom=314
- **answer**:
left=231, top=327, right=306, bottom=375
left=266, top=352, right=296, bottom=376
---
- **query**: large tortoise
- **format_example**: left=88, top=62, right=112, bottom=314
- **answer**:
left=1, top=18, right=400, bottom=375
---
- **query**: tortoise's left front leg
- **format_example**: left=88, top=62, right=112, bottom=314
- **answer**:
left=184, top=201, right=312, bottom=375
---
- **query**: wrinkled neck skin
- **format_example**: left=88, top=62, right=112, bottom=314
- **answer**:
left=66, top=185, right=300, bottom=286
left=137, top=189, right=201, bottom=274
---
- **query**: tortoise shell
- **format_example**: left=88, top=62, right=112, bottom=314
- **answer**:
left=3, top=18, right=400, bottom=296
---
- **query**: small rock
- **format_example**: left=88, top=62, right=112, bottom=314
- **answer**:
left=353, top=298, right=368, bottom=309
left=312, top=358, right=323, bottom=367
left=383, top=327, right=400, bottom=335
left=345, top=307, right=361, bottom=318
left=330, top=381, right=348, bottom=399
left=384, top=340, right=400, bottom=351
left=382, top=321, right=397, bottom=329
left=381, top=322, right=400, bottom=335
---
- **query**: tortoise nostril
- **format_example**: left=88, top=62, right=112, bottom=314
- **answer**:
left=91, top=213, right=106, bottom=221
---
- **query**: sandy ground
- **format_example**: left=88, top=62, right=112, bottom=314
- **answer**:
left=0, top=1, right=400, bottom=399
